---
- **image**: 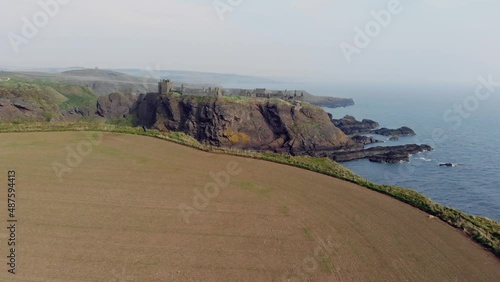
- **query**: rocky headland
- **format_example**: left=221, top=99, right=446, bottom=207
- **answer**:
left=0, top=73, right=431, bottom=164
left=131, top=93, right=355, bottom=155
left=123, top=92, right=431, bottom=163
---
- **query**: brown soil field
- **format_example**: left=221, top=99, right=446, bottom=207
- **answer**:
left=0, top=132, right=499, bottom=281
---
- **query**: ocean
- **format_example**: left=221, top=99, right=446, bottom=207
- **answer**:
left=320, top=84, right=500, bottom=222
left=223, top=81, right=500, bottom=221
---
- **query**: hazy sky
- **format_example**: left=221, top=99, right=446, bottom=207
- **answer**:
left=1, top=0, right=499, bottom=85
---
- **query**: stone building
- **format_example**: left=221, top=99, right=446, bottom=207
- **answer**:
left=254, top=88, right=268, bottom=98
left=272, top=91, right=285, bottom=99
left=214, top=87, right=223, bottom=97
left=156, top=80, right=303, bottom=102
left=240, top=90, right=252, bottom=97
left=207, top=87, right=223, bottom=97
left=158, top=79, right=173, bottom=95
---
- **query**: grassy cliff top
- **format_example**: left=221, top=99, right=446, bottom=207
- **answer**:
left=0, top=77, right=97, bottom=110
left=166, top=92, right=315, bottom=108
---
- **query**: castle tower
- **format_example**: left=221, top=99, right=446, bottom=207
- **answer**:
left=159, top=79, right=173, bottom=95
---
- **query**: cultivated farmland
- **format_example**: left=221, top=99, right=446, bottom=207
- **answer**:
left=0, top=132, right=499, bottom=281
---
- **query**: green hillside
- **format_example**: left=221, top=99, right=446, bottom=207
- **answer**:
left=0, top=77, right=97, bottom=123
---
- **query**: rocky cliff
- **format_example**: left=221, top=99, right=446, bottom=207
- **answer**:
left=0, top=89, right=63, bottom=122
left=133, top=93, right=357, bottom=154
left=96, top=92, right=137, bottom=118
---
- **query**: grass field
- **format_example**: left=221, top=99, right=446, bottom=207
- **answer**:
left=0, top=132, right=499, bottom=281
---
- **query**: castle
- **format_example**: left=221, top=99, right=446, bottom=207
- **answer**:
left=158, top=80, right=304, bottom=101
left=158, top=79, right=173, bottom=95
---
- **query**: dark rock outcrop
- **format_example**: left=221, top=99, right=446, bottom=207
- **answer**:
left=62, top=107, right=91, bottom=117
left=372, top=126, right=416, bottom=137
left=331, top=116, right=417, bottom=139
left=0, top=98, right=36, bottom=120
left=352, top=135, right=383, bottom=145
left=12, top=101, right=34, bottom=111
left=96, top=93, right=137, bottom=118
left=389, top=136, right=400, bottom=141
left=0, top=89, right=63, bottom=122
left=368, top=152, right=411, bottom=163
left=331, top=115, right=379, bottom=135
left=325, top=144, right=432, bottom=163
left=133, top=93, right=356, bottom=154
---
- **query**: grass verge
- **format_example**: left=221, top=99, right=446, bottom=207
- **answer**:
left=1, top=122, right=499, bottom=258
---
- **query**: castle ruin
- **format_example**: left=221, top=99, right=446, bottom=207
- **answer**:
left=157, top=79, right=303, bottom=101
left=158, top=79, right=173, bottom=95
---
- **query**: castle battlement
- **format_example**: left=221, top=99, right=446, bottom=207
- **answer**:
left=157, top=80, right=303, bottom=101
left=159, top=79, right=173, bottom=95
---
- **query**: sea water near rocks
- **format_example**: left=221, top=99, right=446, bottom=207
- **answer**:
left=320, top=84, right=500, bottom=222
left=222, top=81, right=500, bottom=221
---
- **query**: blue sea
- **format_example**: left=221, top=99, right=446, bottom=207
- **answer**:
left=223, top=81, right=500, bottom=221
left=324, top=84, right=500, bottom=222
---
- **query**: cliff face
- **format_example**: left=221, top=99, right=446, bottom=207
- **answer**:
left=0, top=89, right=63, bottom=122
left=96, top=92, right=136, bottom=118
left=133, top=93, right=356, bottom=154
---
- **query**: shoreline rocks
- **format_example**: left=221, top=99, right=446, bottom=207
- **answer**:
left=325, top=144, right=433, bottom=163
left=352, top=135, right=384, bottom=145
left=331, top=116, right=416, bottom=138
left=372, top=126, right=416, bottom=137
left=331, top=115, right=379, bottom=135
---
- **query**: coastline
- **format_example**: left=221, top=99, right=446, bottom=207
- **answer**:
left=323, top=91, right=500, bottom=222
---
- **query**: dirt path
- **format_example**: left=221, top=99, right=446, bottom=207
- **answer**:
left=0, top=132, right=498, bottom=281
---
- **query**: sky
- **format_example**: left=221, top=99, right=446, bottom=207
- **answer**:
left=0, top=0, right=499, bottom=85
